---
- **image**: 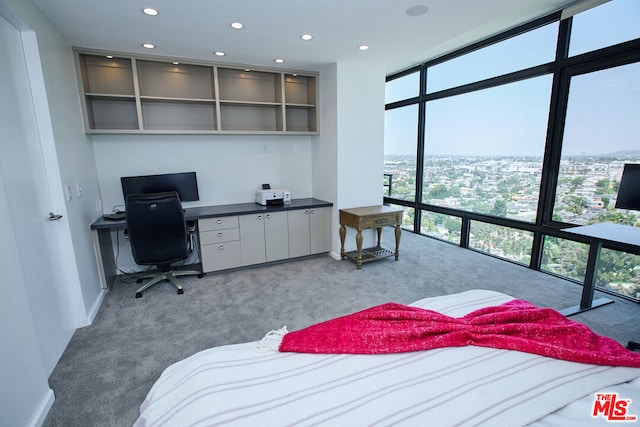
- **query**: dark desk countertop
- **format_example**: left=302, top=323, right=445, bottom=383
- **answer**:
left=90, top=198, right=333, bottom=230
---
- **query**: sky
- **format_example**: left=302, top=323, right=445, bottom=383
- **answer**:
left=384, top=0, right=640, bottom=157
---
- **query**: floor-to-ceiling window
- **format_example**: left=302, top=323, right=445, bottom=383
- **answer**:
left=384, top=0, right=640, bottom=302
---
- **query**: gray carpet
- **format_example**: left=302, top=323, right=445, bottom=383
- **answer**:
left=43, top=231, right=639, bottom=426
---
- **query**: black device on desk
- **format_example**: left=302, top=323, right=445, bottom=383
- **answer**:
left=103, top=212, right=126, bottom=221
left=110, top=171, right=199, bottom=220
left=121, top=171, right=200, bottom=202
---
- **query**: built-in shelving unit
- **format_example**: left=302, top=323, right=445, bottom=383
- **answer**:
left=74, top=50, right=319, bottom=135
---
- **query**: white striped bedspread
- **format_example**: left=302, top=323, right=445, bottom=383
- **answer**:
left=134, top=289, right=640, bottom=427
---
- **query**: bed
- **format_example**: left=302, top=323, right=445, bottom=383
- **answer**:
left=134, top=290, right=640, bottom=426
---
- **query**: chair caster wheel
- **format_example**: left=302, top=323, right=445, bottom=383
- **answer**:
left=135, top=292, right=143, bottom=298
left=198, top=274, right=204, bottom=279
left=177, top=289, right=184, bottom=295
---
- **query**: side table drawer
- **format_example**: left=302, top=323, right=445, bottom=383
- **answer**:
left=201, top=240, right=242, bottom=272
left=361, top=213, right=398, bottom=229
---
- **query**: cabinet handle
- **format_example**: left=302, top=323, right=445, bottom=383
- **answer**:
left=219, top=245, right=224, bottom=250
left=375, top=219, right=389, bottom=223
left=266, top=214, right=271, bottom=219
left=217, top=219, right=222, bottom=224
left=257, top=215, right=263, bottom=220
left=218, top=232, right=223, bottom=237
left=305, top=210, right=310, bottom=214
left=310, top=209, right=315, bottom=214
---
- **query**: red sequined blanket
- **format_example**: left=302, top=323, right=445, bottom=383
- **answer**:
left=279, top=299, right=640, bottom=367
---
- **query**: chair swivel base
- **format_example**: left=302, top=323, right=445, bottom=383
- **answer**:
left=135, top=269, right=203, bottom=298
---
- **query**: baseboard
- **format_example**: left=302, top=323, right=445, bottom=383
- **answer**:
left=86, top=289, right=107, bottom=325
left=30, top=388, right=55, bottom=427
left=329, top=250, right=341, bottom=260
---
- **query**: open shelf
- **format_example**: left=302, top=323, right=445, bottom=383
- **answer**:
left=137, top=60, right=215, bottom=100
left=85, top=96, right=139, bottom=130
left=217, top=68, right=282, bottom=104
left=76, top=51, right=318, bottom=134
left=141, top=99, right=217, bottom=131
left=219, top=103, right=283, bottom=132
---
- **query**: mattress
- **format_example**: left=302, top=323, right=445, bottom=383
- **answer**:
left=134, top=290, right=640, bottom=426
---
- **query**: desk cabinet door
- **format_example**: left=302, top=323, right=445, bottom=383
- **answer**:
left=264, top=212, right=289, bottom=262
left=309, top=207, right=331, bottom=254
left=239, top=214, right=266, bottom=266
left=240, top=212, right=289, bottom=265
left=288, top=207, right=331, bottom=257
left=288, top=209, right=311, bottom=258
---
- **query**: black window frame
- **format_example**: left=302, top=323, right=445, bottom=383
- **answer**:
left=384, top=8, right=640, bottom=302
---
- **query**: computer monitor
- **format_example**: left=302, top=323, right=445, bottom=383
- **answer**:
left=615, top=163, right=640, bottom=211
left=121, top=172, right=199, bottom=202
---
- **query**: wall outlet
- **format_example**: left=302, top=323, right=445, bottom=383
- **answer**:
left=75, top=182, right=83, bottom=198
left=96, top=199, right=102, bottom=213
left=65, top=184, right=72, bottom=201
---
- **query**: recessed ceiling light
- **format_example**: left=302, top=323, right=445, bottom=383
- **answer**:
left=213, top=51, right=225, bottom=56
left=106, top=55, right=114, bottom=59
left=142, top=8, right=159, bottom=16
left=406, top=5, right=429, bottom=16
left=274, top=58, right=285, bottom=64
left=173, top=61, right=180, bottom=65
left=142, top=43, right=156, bottom=49
left=230, top=22, right=244, bottom=29
left=358, top=45, right=369, bottom=51
left=301, top=34, right=313, bottom=41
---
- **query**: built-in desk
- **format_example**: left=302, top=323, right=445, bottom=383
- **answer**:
left=90, top=198, right=332, bottom=289
left=560, top=223, right=640, bottom=316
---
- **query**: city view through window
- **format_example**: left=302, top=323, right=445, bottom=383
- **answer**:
left=384, top=0, right=640, bottom=301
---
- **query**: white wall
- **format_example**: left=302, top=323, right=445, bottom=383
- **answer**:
left=92, top=134, right=314, bottom=210
left=336, top=63, right=386, bottom=209
left=329, top=63, right=387, bottom=255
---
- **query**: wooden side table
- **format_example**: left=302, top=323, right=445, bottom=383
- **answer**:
left=339, top=205, right=403, bottom=269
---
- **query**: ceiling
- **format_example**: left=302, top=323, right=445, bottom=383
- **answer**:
left=32, top=0, right=582, bottom=74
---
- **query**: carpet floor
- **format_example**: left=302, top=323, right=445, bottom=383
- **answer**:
left=43, top=231, right=639, bottom=426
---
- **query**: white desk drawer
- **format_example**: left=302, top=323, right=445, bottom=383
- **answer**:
left=200, top=228, right=240, bottom=245
left=201, top=240, right=242, bottom=272
left=199, top=216, right=239, bottom=232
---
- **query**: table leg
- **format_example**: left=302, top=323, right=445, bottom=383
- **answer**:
left=339, top=224, right=346, bottom=260
left=560, top=240, right=613, bottom=316
left=394, top=224, right=401, bottom=261
left=376, top=227, right=382, bottom=247
left=92, top=228, right=117, bottom=290
left=356, top=230, right=363, bottom=270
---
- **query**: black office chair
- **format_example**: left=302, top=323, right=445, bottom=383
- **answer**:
left=126, top=192, right=202, bottom=298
